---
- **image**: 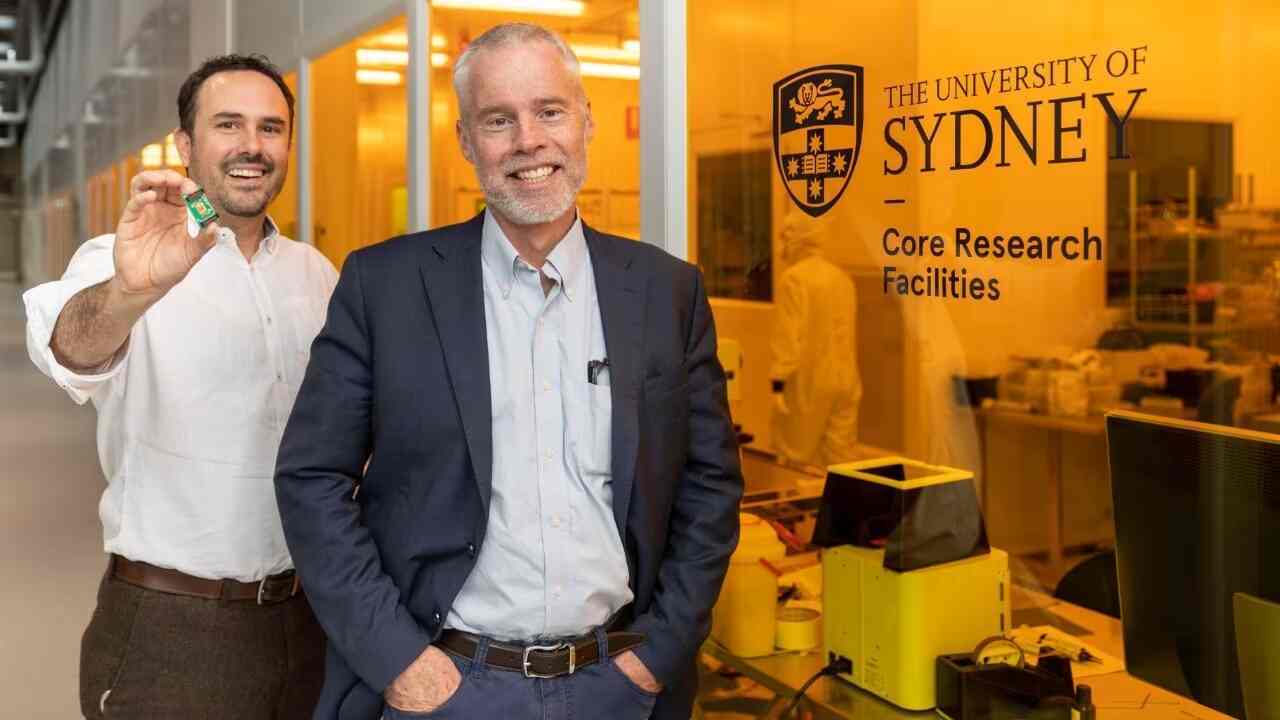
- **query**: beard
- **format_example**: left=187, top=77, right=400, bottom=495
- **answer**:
left=193, top=152, right=285, bottom=219
left=478, top=149, right=587, bottom=226
left=218, top=183, right=279, bottom=217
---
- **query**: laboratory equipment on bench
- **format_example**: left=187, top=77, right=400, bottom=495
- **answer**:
left=710, top=512, right=787, bottom=657
left=935, top=635, right=1091, bottom=720
left=813, top=457, right=1010, bottom=711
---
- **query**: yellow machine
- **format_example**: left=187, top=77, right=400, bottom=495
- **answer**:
left=814, top=458, right=1010, bottom=711
left=823, top=544, right=1010, bottom=711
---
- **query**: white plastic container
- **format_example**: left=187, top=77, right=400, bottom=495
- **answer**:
left=711, top=513, right=787, bottom=657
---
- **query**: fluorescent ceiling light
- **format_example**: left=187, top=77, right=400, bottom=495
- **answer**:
left=431, top=1, right=586, bottom=17
left=141, top=143, right=163, bottom=168
left=356, top=69, right=403, bottom=86
left=358, top=49, right=450, bottom=69
left=570, top=44, right=638, bottom=63
left=0, top=16, right=15, bottom=31
left=164, top=134, right=181, bottom=166
left=579, top=61, right=639, bottom=80
left=371, top=31, right=408, bottom=47
left=364, top=32, right=445, bottom=50
left=622, top=39, right=639, bottom=54
left=357, top=48, right=409, bottom=66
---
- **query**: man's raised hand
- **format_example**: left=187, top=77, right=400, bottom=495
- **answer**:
left=113, top=170, right=221, bottom=297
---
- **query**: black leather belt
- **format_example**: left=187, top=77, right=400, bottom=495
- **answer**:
left=111, top=554, right=300, bottom=605
left=438, top=629, right=645, bottom=679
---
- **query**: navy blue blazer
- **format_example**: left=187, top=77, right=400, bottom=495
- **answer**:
left=275, top=214, right=743, bottom=720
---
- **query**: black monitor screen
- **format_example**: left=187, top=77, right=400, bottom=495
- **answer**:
left=1107, top=411, right=1280, bottom=718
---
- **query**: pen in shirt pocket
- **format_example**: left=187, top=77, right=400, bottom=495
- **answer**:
left=588, top=358, right=610, bottom=386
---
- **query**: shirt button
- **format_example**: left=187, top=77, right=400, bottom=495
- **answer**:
left=277, top=373, right=283, bottom=382
left=266, top=316, right=272, bottom=325
left=544, top=449, right=553, bottom=460
left=550, top=514, right=561, bottom=528
left=542, top=380, right=551, bottom=392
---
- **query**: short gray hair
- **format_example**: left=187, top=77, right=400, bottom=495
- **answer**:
left=452, top=23, right=582, bottom=117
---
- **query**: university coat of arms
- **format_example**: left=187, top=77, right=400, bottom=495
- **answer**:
left=773, top=65, right=864, bottom=217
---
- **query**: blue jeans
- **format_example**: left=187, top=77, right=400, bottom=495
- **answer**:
left=382, top=628, right=658, bottom=720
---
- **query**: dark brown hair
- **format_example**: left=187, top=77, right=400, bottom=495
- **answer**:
left=177, top=54, right=294, bottom=141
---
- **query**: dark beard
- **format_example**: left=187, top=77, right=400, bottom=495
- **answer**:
left=220, top=190, right=273, bottom=218
left=188, top=149, right=283, bottom=218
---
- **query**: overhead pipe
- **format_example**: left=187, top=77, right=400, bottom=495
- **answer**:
left=0, top=77, right=27, bottom=122
left=0, top=0, right=43, bottom=75
left=81, top=96, right=103, bottom=125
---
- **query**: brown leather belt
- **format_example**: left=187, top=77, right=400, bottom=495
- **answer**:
left=438, top=629, right=645, bottom=679
left=110, top=554, right=301, bottom=605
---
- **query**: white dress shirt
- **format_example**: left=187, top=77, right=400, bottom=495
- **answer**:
left=22, top=220, right=337, bottom=582
left=445, top=211, right=633, bottom=641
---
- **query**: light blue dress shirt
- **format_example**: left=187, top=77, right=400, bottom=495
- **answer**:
left=445, top=211, right=634, bottom=642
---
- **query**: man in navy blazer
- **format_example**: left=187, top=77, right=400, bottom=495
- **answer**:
left=275, top=22, right=742, bottom=720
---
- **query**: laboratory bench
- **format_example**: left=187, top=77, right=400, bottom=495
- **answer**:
left=697, top=587, right=1234, bottom=720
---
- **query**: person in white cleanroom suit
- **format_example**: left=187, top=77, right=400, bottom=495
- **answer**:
left=769, top=213, right=861, bottom=467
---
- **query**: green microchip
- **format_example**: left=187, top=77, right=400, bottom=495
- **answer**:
left=183, top=189, right=219, bottom=227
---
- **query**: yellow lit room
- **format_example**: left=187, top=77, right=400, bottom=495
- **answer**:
left=309, top=2, right=639, bottom=270
left=693, top=1, right=1280, bottom=718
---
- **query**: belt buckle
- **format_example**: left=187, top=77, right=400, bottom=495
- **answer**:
left=256, top=572, right=298, bottom=605
left=522, top=642, right=575, bottom=678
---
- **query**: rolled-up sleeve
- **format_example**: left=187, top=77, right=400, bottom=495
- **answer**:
left=21, top=235, right=129, bottom=405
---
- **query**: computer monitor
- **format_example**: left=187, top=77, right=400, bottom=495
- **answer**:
left=1107, top=410, right=1280, bottom=718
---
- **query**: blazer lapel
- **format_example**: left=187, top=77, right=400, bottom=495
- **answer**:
left=586, top=226, right=644, bottom=538
left=419, top=215, right=493, bottom=512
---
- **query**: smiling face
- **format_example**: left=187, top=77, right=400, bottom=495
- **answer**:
left=176, top=70, right=290, bottom=219
left=455, top=39, right=593, bottom=228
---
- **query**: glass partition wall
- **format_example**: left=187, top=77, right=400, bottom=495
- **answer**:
left=690, top=0, right=1280, bottom=589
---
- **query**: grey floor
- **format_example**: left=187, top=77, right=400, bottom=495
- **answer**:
left=0, top=281, right=104, bottom=719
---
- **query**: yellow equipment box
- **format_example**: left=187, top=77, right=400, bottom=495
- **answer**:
left=823, top=544, right=1010, bottom=711
left=813, top=457, right=1006, bottom=711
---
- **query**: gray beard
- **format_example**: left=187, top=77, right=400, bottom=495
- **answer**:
left=482, top=182, right=576, bottom=225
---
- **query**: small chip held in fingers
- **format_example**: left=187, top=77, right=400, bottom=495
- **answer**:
left=182, top=188, right=219, bottom=228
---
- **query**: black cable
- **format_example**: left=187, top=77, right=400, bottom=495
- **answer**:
left=781, top=657, right=852, bottom=718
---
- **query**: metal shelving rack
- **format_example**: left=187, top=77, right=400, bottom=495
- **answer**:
left=1126, top=167, right=1280, bottom=348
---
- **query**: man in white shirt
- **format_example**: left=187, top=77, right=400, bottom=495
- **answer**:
left=23, top=54, right=336, bottom=719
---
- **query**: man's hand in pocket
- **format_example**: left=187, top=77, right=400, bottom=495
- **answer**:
left=615, top=650, right=662, bottom=693
left=385, top=646, right=462, bottom=712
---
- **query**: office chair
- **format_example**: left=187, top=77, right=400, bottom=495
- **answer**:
left=1233, top=592, right=1280, bottom=720
left=1197, top=375, right=1242, bottom=426
left=1053, top=551, right=1121, bottom=619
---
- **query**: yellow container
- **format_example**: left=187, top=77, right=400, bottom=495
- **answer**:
left=711, top=514, right=787, bottom=657
left=775, top=606, right=822, bottom=651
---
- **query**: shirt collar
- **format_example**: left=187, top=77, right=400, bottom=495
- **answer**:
left=261, top=216, right=281, bottom=254
left=481, top=209, right=586, bottom=301
left=215, top=215, right=282, bottom=254
left=544, top=215, right=586, bottom=303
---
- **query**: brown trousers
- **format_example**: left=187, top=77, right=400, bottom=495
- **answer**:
left=80, top=568, right=326, bottom=719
